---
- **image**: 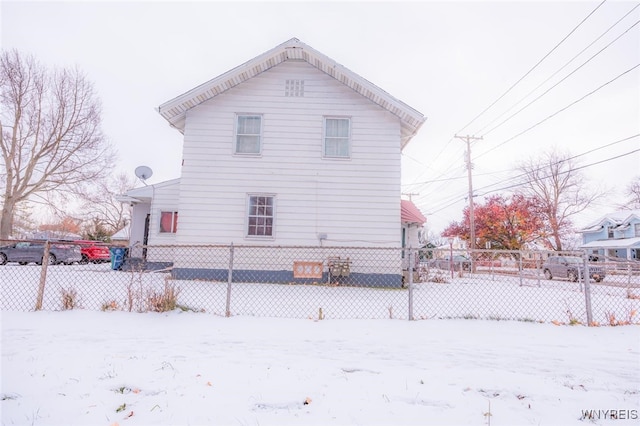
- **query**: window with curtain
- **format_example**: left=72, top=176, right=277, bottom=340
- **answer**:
left=247, top=195, right=274, bottom=237
left=159, top=211, right=178, bottom=233
left=236, top=115, right=262, bottom=154
left=324, top=117, right=350, bottom=158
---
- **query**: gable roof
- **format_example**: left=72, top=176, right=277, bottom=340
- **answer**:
left=158, top=38, right=426, bottom=148
left=401, top=199, right=427, bottom=225
left=579, top=210, right=640, bottom=233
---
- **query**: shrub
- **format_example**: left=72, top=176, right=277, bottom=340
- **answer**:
left=146, top=281, right=180, bottom=313
left=61, top=287, right=77, bottom=310
left=101, top=300, right=119, bottom=311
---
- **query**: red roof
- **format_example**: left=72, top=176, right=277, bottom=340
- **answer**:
left=401, top=200, right=426, bottom=225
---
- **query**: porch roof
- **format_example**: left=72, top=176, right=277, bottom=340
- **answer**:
left=401, top=200, right=426, bottom=225
left=580, top=237, right=640, bottom=249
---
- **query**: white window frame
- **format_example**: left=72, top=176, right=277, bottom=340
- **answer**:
left=246, top=194, right=275, bottom=239
left=235, top=114, right=262, bottom=155
left=323, top=117, right=351, bottom=159
left=159, top=211, right=178, bottom=234
left=634, top=223, right=640, bottom=237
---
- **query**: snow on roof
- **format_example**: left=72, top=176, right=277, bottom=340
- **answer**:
left=579, top=209, right=640, bottom=232
left=110, top=224, right=130, bottom=241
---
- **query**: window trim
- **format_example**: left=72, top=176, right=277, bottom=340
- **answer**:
left=322, top=116, right=351, bottom=159
left=245, top=194, right=275, bottom=239
left=234, top=114, right=263, bottom=156
left=159, top=211, right=178, bottom=234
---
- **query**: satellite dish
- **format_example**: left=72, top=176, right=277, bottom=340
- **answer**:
left=134, top=166, right=153, bottom=184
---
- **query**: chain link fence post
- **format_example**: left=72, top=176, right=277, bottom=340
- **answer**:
left=583, top=250, right=594, bottom=326
left=408, top=247, right=414, bottom=321
left=225, top=243, right=234, bottom=317
left=518, top=251, right=523, bottom=287
left=35, top=240, right=51, bottom=311
left=536, top=252, right=541, bottom=287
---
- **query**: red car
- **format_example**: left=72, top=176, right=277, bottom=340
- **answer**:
left=74, top=240, right=111, bottom=264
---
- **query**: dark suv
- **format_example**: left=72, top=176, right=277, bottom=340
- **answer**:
left=542, top=255, right=605, bottom=282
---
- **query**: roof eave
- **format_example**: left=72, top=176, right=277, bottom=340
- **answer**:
left=158, top=38, right=426, bottom=139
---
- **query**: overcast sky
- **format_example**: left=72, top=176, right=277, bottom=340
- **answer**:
left=2, top=0, right=639, bottom=234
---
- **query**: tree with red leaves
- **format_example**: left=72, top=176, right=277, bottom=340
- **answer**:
left=443, top=194, right=544, bottom=251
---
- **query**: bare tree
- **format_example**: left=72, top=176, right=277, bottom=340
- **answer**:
left=622, top=175, right=640, bottom=209
left=516, top=148, right=605, bottom=251
left=0, top=49, right=114, bottom=239
left=79, top=172, right=136, bottom=234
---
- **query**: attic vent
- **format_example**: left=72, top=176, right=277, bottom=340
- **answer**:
left=285, top=79, right=304, bottom=97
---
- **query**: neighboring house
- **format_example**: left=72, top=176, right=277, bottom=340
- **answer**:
left=119, top=38, right=426, bottom=284
left=401, top=199, right=427, bottom=250
left=578, top=210, right=640, bottom=261
left=110, top=224, right=131, bottom=246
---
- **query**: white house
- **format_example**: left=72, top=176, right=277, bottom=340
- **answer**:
left=119, top=38, right=426, bottom=283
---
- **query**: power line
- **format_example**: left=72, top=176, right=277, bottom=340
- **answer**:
left=475, top=148, right=640, bottom=197
left=425, top=135, right=640, bottom=214
left=474, top=134, right=640, bottom=194
left=478, top=18, right=640, bottom=138
left=456, top=0, right=608, bottom=135
left=407, top=1, right=615, bottom=196
left=474, top=2, right=640, bottom=136
left=476, top=62, right=640, bottom=160
left=402, top=168, right=512, bottom=186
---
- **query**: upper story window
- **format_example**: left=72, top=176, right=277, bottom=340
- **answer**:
left=607, top=226, right=614, bottom=239
left=323, top=117, right=350, bottom=158
left=236, top=115, right=262, bottom=154
left=160, top=211, right=178, bottom=233
left=635, top=223, right=640, bottom=237
left=247, top=195, right=274, bottom=238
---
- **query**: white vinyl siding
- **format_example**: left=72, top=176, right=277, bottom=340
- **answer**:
left=176, top=60, right=402, bottom=247
left=323, top=117, right=350, bottom=158
left=235, top=114, right=262, bottom=154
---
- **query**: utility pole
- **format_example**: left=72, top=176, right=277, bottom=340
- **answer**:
left=454, top=134, right=482, bottom=251
left=402, top=192, right=419, bottom=201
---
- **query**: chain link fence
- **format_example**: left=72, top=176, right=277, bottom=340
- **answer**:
left=2, top=240, right=639, bottom=325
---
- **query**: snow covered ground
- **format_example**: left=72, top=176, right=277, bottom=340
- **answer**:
left=1, top=310, right=639, bottom=426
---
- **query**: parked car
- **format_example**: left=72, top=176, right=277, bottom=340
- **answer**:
left=542, top=255, right=605, bottom=282
left=431, top=255, right=472, bottom=271
left=73, top=240, right=111, bottom=264
left=0, top=241, right=82, bottom=265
